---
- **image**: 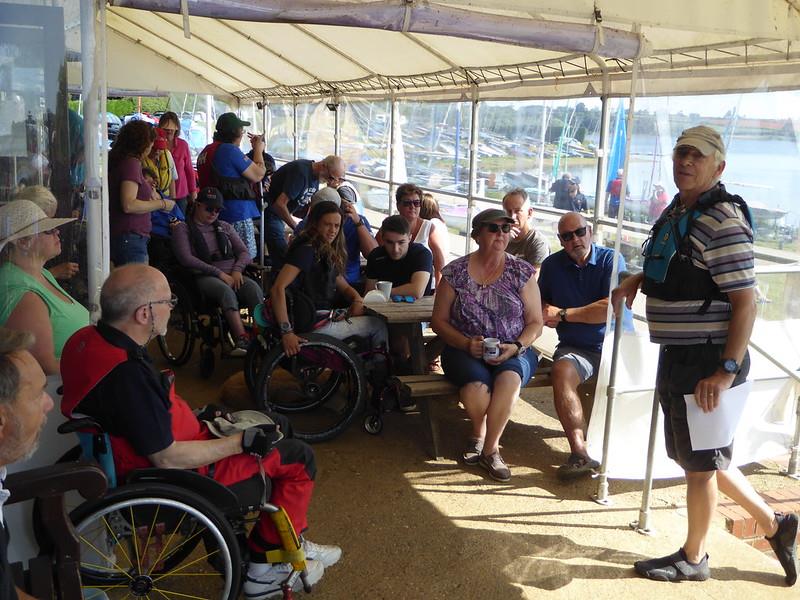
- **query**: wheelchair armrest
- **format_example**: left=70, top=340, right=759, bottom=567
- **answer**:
left=58, top=417, right=103, bottom=435
left=5, top=463, right=107, bottom=505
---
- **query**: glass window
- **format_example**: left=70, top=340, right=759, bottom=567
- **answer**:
left=296, top=101, right=333, bottom=161
left=266, top=102, right=295, bottom=161
left=339, top=99, right=390, bottom=180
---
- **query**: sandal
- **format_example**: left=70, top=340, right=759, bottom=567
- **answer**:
left=462, top=437, right=484, bottom=465
left=556, top=453, right=600, bottom=481
left=634, top=548, right=710, bottom=582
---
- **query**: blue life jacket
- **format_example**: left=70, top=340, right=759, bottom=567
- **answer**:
left=641, top=184, right=753, bottom=312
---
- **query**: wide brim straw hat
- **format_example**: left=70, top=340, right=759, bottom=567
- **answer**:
left=0, top=199, right=76, bottom=253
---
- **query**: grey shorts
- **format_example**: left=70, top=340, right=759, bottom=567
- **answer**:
left=657, top=343, right=750, bottom=472
left=552, top=344, right=601, bottom=383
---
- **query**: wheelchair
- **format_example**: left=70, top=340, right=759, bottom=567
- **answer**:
left=244, top=296, right=390, bottom=444
left=155, top=260, right=266, bottom=378
left=34, top=416, right=312, bottom=600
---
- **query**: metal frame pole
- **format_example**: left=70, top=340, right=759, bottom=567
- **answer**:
left=388, top=94, right=397, bottom=215
left=632, top=389, right=661, bottom=535
left=333, top=98, right=341, bottom=156
left=593, top=97, right=611, bottom=229
left=464, top=87, right=479, bottom=256
left=292, top=100, right=299, bottom=160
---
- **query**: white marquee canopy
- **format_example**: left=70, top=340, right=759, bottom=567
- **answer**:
left=66, top=0, right=800, bottom=103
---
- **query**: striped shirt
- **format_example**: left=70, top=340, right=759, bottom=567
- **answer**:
left=645, top=194, right=755, bottom=345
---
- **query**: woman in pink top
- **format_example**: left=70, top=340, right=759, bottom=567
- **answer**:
left=159, top=111, right=197, bottom=213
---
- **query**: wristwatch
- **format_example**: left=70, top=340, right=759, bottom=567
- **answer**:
left=279, top=321, right=294, bottom=335
left=354, top=220, right=364, bottom=228
left=512, top=340, right=526, bottom=357
left=719, top=358, right=740, bottom=374
left=558, top=308, right=568, bottom=322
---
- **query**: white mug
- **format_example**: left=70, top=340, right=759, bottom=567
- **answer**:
left=377, top=280, right=393, bottom=300
left=483, top=337, right=500, bottom=361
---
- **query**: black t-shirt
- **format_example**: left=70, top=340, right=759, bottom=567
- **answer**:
left=0, top=519, right=16, bottom=600
left=75, top=321, right=174, bottom=457
left=286, top=243, right=339, bottom=309
left=366, top=243, right=433, bottom=296
left=265, top=159, right=318, bottom=213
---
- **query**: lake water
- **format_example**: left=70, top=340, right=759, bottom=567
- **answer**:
left=568, top=135, right=800, bottom=226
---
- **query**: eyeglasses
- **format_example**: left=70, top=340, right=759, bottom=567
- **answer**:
left=203, top=205, right=222, bottom=214
left=558, top=226, right=588, bottom=241
left=161, top=128, right=178, bottom=135
left=483, top=223, right=512, bottom=234
left=400, top=199, right=421, bottom=208
left=148, top=294, right=178, bottom=309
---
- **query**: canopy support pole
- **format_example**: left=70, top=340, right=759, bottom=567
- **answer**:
left=333, top=100, right=341, bottom=157
left=589, top=53, right=610, bottom=231
left=292, top=101, right=298, bottom=160
left=81, top=0, right=109, bottom=320
left=388, top=94, right=398, bottom=215
left=465, top=87, right=479, bottom=256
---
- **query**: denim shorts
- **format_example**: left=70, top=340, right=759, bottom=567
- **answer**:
left=552, top=344, right=601, bottom=384
left=657, top=343, right=750, bottom=472
left=441, top=344, right=539, bottom=390
left=111, top=232, right=149, bottom=266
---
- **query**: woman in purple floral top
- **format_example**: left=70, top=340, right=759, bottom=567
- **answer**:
left=431, top=209, right=543, bottom=482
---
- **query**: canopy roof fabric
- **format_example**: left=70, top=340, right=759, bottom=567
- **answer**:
left=80, top=0, right=800, bottom=102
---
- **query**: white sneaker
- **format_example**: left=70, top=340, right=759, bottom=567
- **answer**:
left=242, top=559, right=324, bottom=599
left=302, top=539, right=342, bottom=568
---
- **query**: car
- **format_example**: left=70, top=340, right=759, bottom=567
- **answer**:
left=107, top=112, right=122, bottom=141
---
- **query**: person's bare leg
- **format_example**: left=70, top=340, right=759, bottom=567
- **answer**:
left=717, top=467, right=778, bottom=536
left=459, top=382, right=490, bottom=440
left=551, top=359, right=588, bottom=456
left=683, top=470, right=717, bottom=563
left=483, top=371, right=521, bottom=455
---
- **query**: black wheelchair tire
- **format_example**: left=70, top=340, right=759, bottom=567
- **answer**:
left=253, top=333, right=367, bottom=443
left=70, top=482, right=242, bottom=600
left=244, top=335, right=269, bottom=397
left=157, top=279, right=196, bottom=366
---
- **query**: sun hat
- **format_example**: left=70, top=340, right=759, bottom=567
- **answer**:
left=471, top=208, right=514, bottom=229
left=309, top=187, right=342, bottom=208
left=216, top=112, right=250, bottom=134
left=0, top=199, right=75, bottom=253
left=674, top=125, right=726, bottom=159
left=202, top=409, right=283, bottom=440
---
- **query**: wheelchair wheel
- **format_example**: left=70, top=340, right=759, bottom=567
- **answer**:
left=70, top=482, right=241, bottom=600
left=253, top=333, right=367, bottom=443
left=157, top=280, right=196, bottom=366
left=244, top=335, right=270, bottom=397
left=200, top=345, right=215, bottom=379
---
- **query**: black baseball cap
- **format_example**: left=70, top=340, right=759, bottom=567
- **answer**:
left=197, top=187, right=224, bottom=209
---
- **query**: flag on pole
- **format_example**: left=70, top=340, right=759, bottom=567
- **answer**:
left=606, top=101, right=627, bottom=186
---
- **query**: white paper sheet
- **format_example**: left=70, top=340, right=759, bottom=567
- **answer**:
left=684, top=380, right=753, bottom=451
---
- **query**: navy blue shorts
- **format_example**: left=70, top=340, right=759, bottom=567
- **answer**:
left=111, top=232, right=149, bottom=266
left=441, top=345, right=538, bottom=390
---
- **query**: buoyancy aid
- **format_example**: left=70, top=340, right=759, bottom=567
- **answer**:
left=61, top=326, right=209, bottom=479
left=641, top=184, right=753, bottom=311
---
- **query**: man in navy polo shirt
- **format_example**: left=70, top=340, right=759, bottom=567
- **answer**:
left=264, top=156, right=346, bottom=270
left=538, top=211, right=627, bottom=480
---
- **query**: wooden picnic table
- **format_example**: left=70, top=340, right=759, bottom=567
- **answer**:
left=365, top=296, right=435, bottom=374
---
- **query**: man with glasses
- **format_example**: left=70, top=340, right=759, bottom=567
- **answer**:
left=60, top=264, right=342, bottom=598
left=614, top=125, right=797, bottom=585
left=538, top=212, right=628, bottom=480
left=264, top=155, right=346, bottom=270
left=171, top=187, right=263, bottom=355
left=502, top=188, right=550, bottom=277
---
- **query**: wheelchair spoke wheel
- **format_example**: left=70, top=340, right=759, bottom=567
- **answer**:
left=71, top=483, right=241, bottom=600
left=244, top=335, right=269, bottom=397
left=157, top=281, right=196, bottom=366
left=254, top=333, right=367, bottom=443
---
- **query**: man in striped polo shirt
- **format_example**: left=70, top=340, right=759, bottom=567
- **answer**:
left=613, top=125, right=797, bottom=585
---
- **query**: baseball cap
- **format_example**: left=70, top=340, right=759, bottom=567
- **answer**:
left=309, top=187, right=341, bottom=208
left=471, top=208, right=514, bottom=229
left=674, top=125, right=726, bottom=159
left=196, top=187, right=224, bottom=209
left=153, top=136, right=168, bottom=150
left=202, top=409, right=283, bottom=440
left=215, top=112, right=250, bottom=134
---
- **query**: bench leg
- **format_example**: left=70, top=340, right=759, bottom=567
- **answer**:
left=418, top=397, right=441, bottom=460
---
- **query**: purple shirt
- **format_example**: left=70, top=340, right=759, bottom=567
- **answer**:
left=109, top=156, right=154, bottom=237
left=170, top=219, right=252, bottom=277
left=442, top=253, right=535, bottom=341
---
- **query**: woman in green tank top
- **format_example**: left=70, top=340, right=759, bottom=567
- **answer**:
left=0, top=199, right=90, bottom=375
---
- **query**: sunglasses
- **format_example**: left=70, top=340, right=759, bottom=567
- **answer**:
left=400, top=199, right=421, bottom=208
left=483, top=223, right=512, bottom=234
left=558, top=226, right=588, bottom=241
left=203, top=205, right=222, bottom=214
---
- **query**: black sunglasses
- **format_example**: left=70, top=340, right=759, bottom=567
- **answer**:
left=484, top=223, right=512, bottom=233
left=558, top=226, right=588, bottom=241
left=400, top=199, right=421, bottom=207
left=203, top=205, right=222, bottom=214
